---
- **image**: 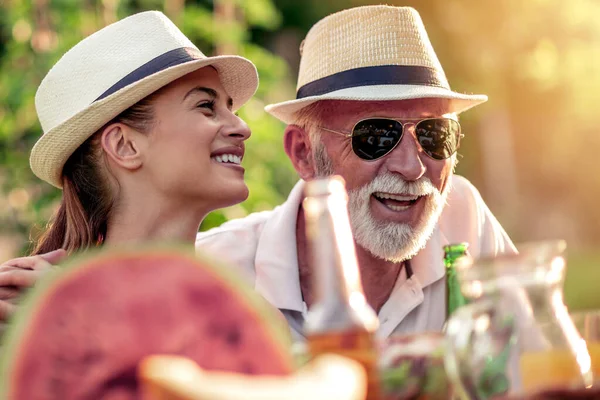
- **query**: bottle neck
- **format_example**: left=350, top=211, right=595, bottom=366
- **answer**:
left=305, top=194, right=362, bottom=305
left=303, top=190, right=378, bottom=334
left=443, top=243, right=470, bottom=268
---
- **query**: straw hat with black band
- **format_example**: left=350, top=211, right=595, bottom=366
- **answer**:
left=30, top=11, right=258, bottom=188
left=265, top=5, right=487, bottom=124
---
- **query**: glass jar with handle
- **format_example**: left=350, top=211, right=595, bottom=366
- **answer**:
left=444, top=240, right=593, bottom=400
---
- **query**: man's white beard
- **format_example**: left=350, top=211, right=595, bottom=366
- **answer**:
left=347, top=173, right=449, bottom=263
left=312, top=140, right=450, bottom=263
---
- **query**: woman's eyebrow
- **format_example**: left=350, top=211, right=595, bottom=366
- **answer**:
left=183, top=86, right=217, bottom=102
left=183, top=86, right=233, bottom=109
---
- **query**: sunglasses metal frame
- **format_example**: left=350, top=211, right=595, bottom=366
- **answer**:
left=319, top=117, right=463, bottom=161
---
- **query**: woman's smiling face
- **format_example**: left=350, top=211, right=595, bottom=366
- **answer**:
left=140, top=67, right=252, bottom=211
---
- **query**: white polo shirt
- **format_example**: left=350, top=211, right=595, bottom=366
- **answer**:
left=195, top=175, right=516, bottom=341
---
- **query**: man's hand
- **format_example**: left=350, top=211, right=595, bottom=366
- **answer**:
left=0, top=249, right=67, bottom=322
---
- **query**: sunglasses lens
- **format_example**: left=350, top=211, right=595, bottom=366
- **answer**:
left=415, top=118, right=461, bottom=160
left=351, top=119, right=403, bottom=160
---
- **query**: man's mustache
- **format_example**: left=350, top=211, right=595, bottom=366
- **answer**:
left=351, top=174, right=439, bottom=197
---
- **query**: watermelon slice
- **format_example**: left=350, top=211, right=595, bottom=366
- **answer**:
left=0, top=246, right=293, bottom=400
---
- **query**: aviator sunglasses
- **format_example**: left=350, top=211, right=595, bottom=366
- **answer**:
left=320, top=117, right=463, bottom=161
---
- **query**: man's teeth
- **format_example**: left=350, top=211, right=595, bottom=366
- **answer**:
left=374, top=192, right=420, bottom=201
left=212, top=154, right=242, bottom=165
left=387, top=204, right=411, bottom=211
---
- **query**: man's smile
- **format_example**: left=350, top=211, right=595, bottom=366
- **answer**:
left=373, top=192, right=423, bottom=212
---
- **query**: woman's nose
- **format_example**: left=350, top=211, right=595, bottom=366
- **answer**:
left=223, top=112, right=251, bottom=141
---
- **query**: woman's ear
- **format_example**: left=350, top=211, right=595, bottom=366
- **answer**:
left=100, top=123, right=144, bottom=171
left=283, top=125, right=316, bottom=180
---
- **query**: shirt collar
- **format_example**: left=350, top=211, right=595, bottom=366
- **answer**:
left=253, top=180, right=306, bottom=312
left=410, top=226, right=449, bottom=289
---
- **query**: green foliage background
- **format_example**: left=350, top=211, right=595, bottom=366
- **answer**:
left=0, top=0, right=599, bottom=309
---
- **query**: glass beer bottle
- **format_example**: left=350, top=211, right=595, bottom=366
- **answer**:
left=302, top=176, right=381, bottom=400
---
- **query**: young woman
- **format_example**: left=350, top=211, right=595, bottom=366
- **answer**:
left=0, top=10, right=259, bottom=320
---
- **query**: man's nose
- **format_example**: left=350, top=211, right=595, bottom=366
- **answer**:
left=383, top=124, right=426, bottom=181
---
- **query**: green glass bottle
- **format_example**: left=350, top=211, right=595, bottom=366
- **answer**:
left=443, top=243, right=470, bottom=318
left=444, top=243, right=511, bottom=398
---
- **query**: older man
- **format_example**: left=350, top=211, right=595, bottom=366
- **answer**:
left=196, top=5, right=515, bottom=340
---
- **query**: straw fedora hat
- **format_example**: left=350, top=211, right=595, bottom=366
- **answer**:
left=265, top=5, right=487, bottom=124
left=31, top=11, right=258, bottom=188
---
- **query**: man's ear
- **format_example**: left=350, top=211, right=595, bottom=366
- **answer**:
left=283, top=125, right=316, bottom=180
left=100, top=123, right=144, bottom=171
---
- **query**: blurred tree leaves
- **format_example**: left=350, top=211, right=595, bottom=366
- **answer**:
left=238, top=0, right=281, bottom=30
